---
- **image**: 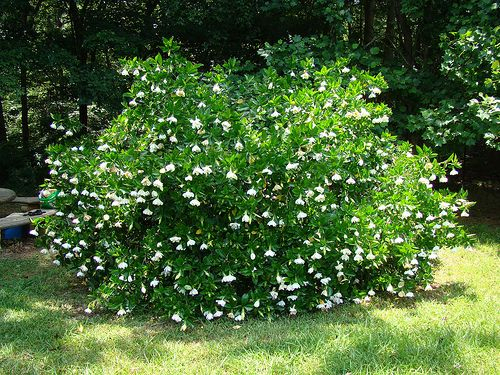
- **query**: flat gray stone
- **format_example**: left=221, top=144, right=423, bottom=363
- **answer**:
left=0, top=209, right=56, bottom=230
left=12, top=197, right=39, bottom=204
left=0, top=188, right=16, bottom=203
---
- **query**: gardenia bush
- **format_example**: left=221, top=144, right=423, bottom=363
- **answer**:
left=37, top=40, right=472, bottom=325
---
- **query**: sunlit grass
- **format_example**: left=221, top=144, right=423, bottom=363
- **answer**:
left=0, top=224, right=498, bottom=374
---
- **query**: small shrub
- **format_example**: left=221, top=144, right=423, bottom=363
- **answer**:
left=37, top=39, right=472, bottom=324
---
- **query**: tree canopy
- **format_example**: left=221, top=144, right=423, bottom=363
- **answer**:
left=0, top=0, right=498, bottom=193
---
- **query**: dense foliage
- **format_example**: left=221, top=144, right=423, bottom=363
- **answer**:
left=1, top=1, right=498, bottom=192
left=36, top=41, right=471, bottom=324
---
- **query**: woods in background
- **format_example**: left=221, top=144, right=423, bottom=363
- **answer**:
left=0, top=0, right=498, bottom=193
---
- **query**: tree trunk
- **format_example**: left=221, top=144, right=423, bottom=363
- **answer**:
left=383, top=0, right=396, bottom=63
left=363, top=0, right=375, bottom=46
left=0, top=96, right=7, bottom=143
left=21, top=65, right=29, bottom=151
left=394, top=0, right=414, bottom=67
left=79, top=103, right=88, bottom=126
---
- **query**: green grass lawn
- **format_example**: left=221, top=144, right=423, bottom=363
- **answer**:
left=0, top=224, right=498, bottom=375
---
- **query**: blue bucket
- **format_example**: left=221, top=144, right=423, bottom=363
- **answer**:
left=2, top=225, right=27, bottom=240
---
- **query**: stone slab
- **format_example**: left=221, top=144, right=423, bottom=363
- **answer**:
left=0, top=188, right=16, bottom=203
left=12, top=197, right=40, bottom=204
left=0, top=209, right=57, bottom=230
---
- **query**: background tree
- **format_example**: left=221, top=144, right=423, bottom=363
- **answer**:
left=0, top=0, right=498, bottom=194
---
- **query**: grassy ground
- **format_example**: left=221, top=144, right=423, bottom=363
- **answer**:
left=0, top=224, right=498, bottom=375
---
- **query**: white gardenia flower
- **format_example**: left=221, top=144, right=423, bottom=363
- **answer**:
left=267, top=219, right=277, bottom=227
left=169, top=135, right=178, bottom=143
left=242, top=213, right=251, bottom=223
left=332, top=173, right=342, bottom=181
left=153, top=198, right=163, bottom=206
left=189, top=199, right=201, bottom=206
left=152, top=251, right=163, bottom=261
left=264, top=249, right=276, bottom=257
left=300, top=71, right=310, bottom=79
left=183, top=191, right=195, bottom=199
left=150, top=278, right=159, bottom=287
left=311, top=252, right=322, bottom=260
left=169, top=236, right=181, bottom=243
left=189, top=118, right=203, bottom=130
left=419, top=177, right=430, bottom=184
left=234, top=142, right=244, bottom=151
left=226, top=170, right=238, bottom=180
left=118, top=262, right=128, bottom=269
left=171, top=314, right=182, bottom=323
left=212, top=83, right=221, bottom=93
left=117, top=309, right=127, bottom=316
left=153, top=179, right=163, bottom=190
left=166, top=116, right=177, bottom=123
left=294, top=257, right=305, bottom=265
left=270, top=110, right=280, bottom=118
left=402, top=210, right=412, bottom=219
left=247, top=188, right=257, bottom=196
left=286, top=163, right=299, bottom=170
left=450, top=169, right=458, bottom=176
left=193, top=166, right=204, bottom=175
left=175, top=88, right=185, bottom=97
left=229, top=222, right=241, bottom=230
left=393, top=237, right=404, bottom=244
left=189, top=289, right=198, bottom=296
left=295, top=197, right=305, bottom=205
left=143, top=208, right=153, bottom=215
left=187, top=239, right=196, bottom=246
left=372, top=115, right=389, bottom=124
left=29, top=229, right=39, bottom=236
left=320, top=277, right=331, bottom=285
left=202, top=165, right=213, bottom=175
left=164, top=163, right=175, bottom=172
left=314, top=194, right=325, bottom=202
left=222, top=275, right=236, bottom=283
left=262, top=167, right=273, bottom=175
left=216, top=299, right=226, bottom=307
left=346, top=177, right=356, bottom=185
left=297, top=212, right=307, bottom=220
